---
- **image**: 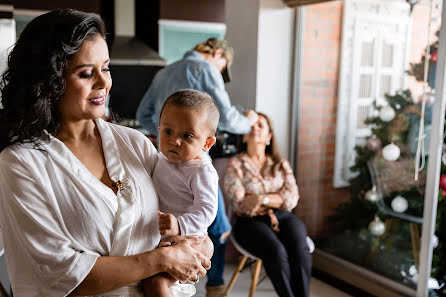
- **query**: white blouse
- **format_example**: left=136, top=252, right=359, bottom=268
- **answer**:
left=0, top=119, right=160, bottom=297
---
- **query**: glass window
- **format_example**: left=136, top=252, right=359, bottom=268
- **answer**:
left=296, top=0, right=444, bottom=296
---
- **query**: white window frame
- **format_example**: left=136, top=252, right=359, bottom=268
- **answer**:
left=333, top=0, right=412, bottom=187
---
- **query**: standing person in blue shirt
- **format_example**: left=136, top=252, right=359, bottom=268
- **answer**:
left=136, top=38, right=258, bottom=297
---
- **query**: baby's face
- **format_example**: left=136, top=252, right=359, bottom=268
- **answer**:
left=158, top=105, right=214, bottom=163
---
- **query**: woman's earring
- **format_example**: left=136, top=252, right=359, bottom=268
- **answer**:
left=266, top=140, right=270, bottom=145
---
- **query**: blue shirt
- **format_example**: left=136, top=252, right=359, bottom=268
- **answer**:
left=136, top=50, right=251, bottom=136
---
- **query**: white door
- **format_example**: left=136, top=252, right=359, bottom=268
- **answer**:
left=334, top=0, right=411, bottom=187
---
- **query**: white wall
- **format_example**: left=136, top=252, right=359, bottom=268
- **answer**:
left=115, top=0, right=135, bottom=37
left=225, top=0, right=295, bottom=159
left=225, top=0, right=259, bottom=110
left=256, top=0, right=294, bottom=158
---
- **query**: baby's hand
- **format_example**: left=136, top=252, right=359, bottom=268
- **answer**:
left=158, top=211, right=180, bottom=236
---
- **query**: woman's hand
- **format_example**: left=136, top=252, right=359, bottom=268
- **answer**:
left=239, top=194, right=263, bottom=217
left=69, top=237, right=212, bottom=295
left=160, top=235, right=214, bottom=258
left=267, top=209, right=280, bottom=232
left=160, top=236, right=211, bottom=283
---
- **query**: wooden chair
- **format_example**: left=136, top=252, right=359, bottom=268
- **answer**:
left=224, top=234, right=263, bottom=297
left=224, top=232, right=315, bottom=297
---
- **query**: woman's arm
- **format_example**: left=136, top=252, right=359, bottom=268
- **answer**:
left=236, top=193, right=282, bottom=217
left=71, top=237, right=211, bottom=296
left=277, top=160, right=299, bottom=211
left=236, top=160, right=299, bottom=216
left=224, top=157, right=284, bottom=216
left=223, top=157, right=246, bottom=213
left=200, top=67, right=252, bottom=134
left=241, top=193, right=284, bottom=213
left=224, top=157, right=299, bottom=216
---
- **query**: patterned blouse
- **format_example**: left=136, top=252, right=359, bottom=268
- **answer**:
left=223, top=153, right=299, bottom=216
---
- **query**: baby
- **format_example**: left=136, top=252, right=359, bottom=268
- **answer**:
left=144, top=89, right=220, bottom=297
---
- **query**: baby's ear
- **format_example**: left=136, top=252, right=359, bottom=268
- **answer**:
left=202, top=136, right=216, bottom=152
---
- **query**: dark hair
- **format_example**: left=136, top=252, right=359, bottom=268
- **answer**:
left=0, top=9, right=106, bottom=151
left=240, top=112, right=282, bottom=166
left=159, top=89, right=220, bottom=135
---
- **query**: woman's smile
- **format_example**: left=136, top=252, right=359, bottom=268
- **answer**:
left=88, top=96, right=106, bottom=105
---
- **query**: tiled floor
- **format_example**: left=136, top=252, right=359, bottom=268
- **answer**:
left=195, top=261, right=352, bottom=297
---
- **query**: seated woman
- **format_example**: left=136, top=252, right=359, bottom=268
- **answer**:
left=0, top=9, right=211, bottom=297
left=223, top=113, right=312, bottom=297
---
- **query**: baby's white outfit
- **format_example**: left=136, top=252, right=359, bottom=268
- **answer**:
left=154, top=152, right=219, bottom=235
left=152, top=152, right=219, bottom=296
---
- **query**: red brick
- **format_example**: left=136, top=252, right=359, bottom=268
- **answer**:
left=294, top=0, right=348, bottom=237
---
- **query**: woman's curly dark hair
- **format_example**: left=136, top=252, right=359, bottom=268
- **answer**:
left=0, top=9, right=106, bottom=151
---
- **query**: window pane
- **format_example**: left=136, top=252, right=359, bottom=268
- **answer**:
left=359, top=74, right=372, bottom=98
left=380, top=75, right=392, bottom=96
left=356, top=105, right=370, bottom=129
left=382, top=42, right=394, bottom=68
left=361, top=41, right=374, bottom=67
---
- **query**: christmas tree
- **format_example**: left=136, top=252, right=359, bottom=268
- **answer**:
left=329, top=32, right=445, bottom=294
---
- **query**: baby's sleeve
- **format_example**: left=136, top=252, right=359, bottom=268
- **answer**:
left=176, top=163, right=219, bottom=235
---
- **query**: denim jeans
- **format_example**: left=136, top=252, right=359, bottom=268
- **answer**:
left=206, top=187, right=231, bottom=286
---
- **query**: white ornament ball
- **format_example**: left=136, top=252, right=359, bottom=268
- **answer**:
left=369, top=216, right=385, bottom=236
left=391, top=196, right=408, bottom=213
left=382, top=143, right=400, bottom=161
left=365, top=186, right=379, bottom=202
left=408, top=265, right=417, bottom=276
left=379, top=106, right=396, bottom=122
left=433, top=235, right=439, bottom=248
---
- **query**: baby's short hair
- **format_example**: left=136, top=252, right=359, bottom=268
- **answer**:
left=160, top=89, right=220, bottom=135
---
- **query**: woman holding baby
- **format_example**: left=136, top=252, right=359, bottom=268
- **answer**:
left=0, top=9, right=211, bottom=297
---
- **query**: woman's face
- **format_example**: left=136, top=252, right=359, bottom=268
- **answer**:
left=58, top=36, right=112, bottom=122
left=244, top=115, right=272, bottom=146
